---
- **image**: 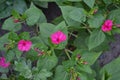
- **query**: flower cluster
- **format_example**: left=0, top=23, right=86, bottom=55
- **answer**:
left=17, top=31, right=67, bottom=52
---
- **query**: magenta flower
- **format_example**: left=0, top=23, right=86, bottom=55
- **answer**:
left=0, top=57, right=10, bottom=68
left=18, top=40, right=32, bottom=52
left=50, top=31, right=67, bottom=44
left=101, top=20, right=113, bottom=32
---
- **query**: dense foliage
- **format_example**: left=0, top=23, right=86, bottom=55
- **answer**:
left=0, top=0, right=120, bottom=80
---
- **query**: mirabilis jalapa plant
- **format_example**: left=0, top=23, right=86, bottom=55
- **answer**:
left=0, top=0, right=120, bottom=80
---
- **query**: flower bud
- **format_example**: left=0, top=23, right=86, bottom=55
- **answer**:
left=14, top=19, right=19, bottom=23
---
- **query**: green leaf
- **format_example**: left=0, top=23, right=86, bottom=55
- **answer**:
left=74, top=30, right=89, bottom=49
left=31, top=36, right=48, bottom=51
left=78, top=72, right=96, bottom=80
left=1, top=74, right=8, bottom=79
left=39, top=23, right=55, bottom=45
left=62, top=60, right=76, bottom=70
left=0, top=33, right=9, bottom=50
left=21, top=13, right=27, bottom=20
left=26, top=49, right=38, bottom=61
left=91, top=35, right=114, bottom=52
left=14, top=48, right=22, bottom=59
left=25, top=3, right=46, bottom=26
left=72, top=49, right=102, bottom=65
left=60, top=6, right=81, bottom=27
left=8, top=32, right=19, bottom=41
left=88, top=14, right=105, bottom=28
left=33, top=1, right=48, bottom=8
left=35, top=0, right=55, bottom=2
left=108, top=9, right=120, bottom=24
left=40, top=23, right=55, bottom=39
left=53, top=65, right=69, bottom=80
left=0, top=2, right=6, bottom=12
left=69, top=8, right=86, bottom=23
left=78, top=73, right=88, bottom=80
left=83, top=0, right=95, bottom=8
left=100, top=57, right=120, bottom=80
left=53, top=21, right=67, bottom=32
left=31, top=36, right=48, bottom=49
left=13, top=0, right=27, bottom=14
left=0, top=67, right=9, bottom=73
left=0, top=0, right=6, bottom=4
left=81, top=51, right=102, bottom=65
left=17, top=76, right=28, bottom=80
left=112, top=28, right=120, bottom=34
left=34, top=43, right=48, bottom=51
left=12, top=10, right=21, bottom=19
left=67, top=0, right=82, bottom=1
left=2, top=17, right=21, bottom=32
left=33, top=69, right=52, bottom=80
left=31, top=36, right=45, bottom=45
left=19, top=32, right=30, bottom=40
left=15, top=60, right=32, bottom=79
left=52, top=16, right=64, bottom=25
left=37, top=54, right=58, bottom=71
left=88, top=30, right=106, bottom=50
left=6, top=50, right=15, bottom=62
left=0, top=6, right=12, bottom=19
left=103, top=0, right=112, bottom=5
left=76, top=65, right=92, bottom=74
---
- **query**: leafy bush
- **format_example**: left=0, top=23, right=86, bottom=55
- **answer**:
left=0, top=0, right=120, bottom=80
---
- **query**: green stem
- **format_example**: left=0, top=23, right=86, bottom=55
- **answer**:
left=35, top=23, right=39, bottom=36
left=81, top=22, right=92, bottom=34
left=65, top=49, right=71, bottom=60
left=69, top=32, right=78, bottom=38
left=66, top=49, right=73, bottom=54
left=114, top=4, right=120, bottom=9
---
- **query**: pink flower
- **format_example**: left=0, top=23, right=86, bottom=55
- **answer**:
left=0, top=57, right=10, bottom=68
left=50, top=31, right=67, bottom=44
left=18, top=40, right=32, bottom=52
left=101, top=20, right=113, bottom=32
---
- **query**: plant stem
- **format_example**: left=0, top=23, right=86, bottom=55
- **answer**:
left=66, top=49, right=73, bottom=54
left=114, top=4, right=120, bottom=9
left=35, top=23, right=39, bottom=36
left=65, top=49, right=71, bottom=60
left=81, top=22, right=92, bottom=34
left=69, top=32, right=78, bottom=38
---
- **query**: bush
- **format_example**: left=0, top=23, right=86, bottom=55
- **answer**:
left=0, top=0, right=120, bottom=80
